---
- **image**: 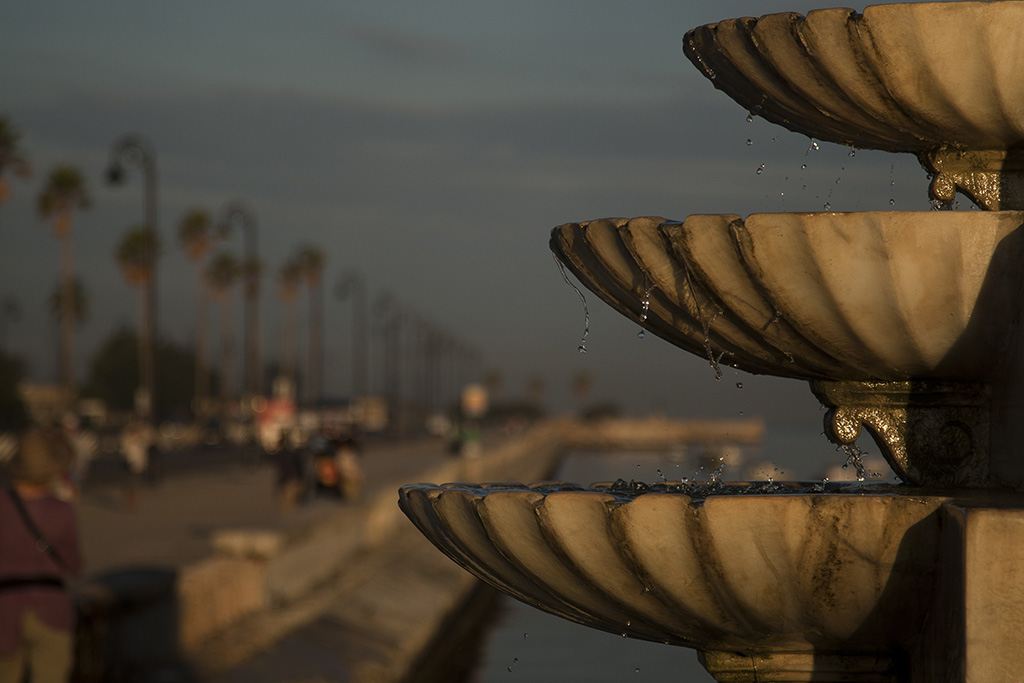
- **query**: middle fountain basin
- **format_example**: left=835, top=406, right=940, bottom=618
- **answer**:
left=550, top=211, right=1024, bottom=382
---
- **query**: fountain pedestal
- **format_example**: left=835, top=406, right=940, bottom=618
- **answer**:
left=400, top=2, right=1024, bottom=680
left=914, top=503, right=1024, bottom=683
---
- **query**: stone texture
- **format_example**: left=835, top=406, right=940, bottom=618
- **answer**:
left=551, top=212, right=1024, bottom=383
left=400, top=483, right=947, bottom=660
left=913, top=503, right=1024, bottom=683
left=683, top=3, right=1024, bottom=208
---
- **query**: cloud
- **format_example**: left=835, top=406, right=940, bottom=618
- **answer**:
left=341, top=22, right=469, bottom=65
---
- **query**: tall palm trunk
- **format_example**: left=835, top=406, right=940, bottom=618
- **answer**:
left=141, top=271, right=155, bottom=420
left=194, top=268, right=210, bottom=412
left=58, top=227, right=75, bottom=394
left=134, top=279, right=152, bottom=416
left=304, top=281, right=323, bottom=407
left=281, top=297, right=298, bottom=397
left=245, top=275, right=262, bottom=397
left=219, top=292, right=235, bottom=408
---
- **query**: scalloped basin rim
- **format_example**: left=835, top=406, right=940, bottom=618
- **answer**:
left=552, top=211, right=1024, bottom=383
left=684, top=1, right=1024, bottom=154
left=399, top=479, right=955, bottom=653
left=401, top=480, right=949, bottom=503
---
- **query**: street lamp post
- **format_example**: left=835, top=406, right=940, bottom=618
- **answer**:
left=107, top=134, right=158, bottom=422
left=336, top=272, right=367, bottom=401
left=375, top=293, right=403, bottom=434
left=219, top=202, right=261, bottom=399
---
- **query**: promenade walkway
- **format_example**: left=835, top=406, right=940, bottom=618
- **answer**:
left=76, top=436, right=455, bottom=576
left=73, top=434, right=481, bottom=682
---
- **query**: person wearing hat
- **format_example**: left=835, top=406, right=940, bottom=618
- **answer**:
left=0, top=426, right=82, bottom=683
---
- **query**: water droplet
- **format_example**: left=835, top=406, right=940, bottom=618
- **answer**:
left=746, top=113, right=754, bottom=123
left=849, top=147, right=857, bottom=157
left=771, top=136, right=779, bottom=143
left=780, top=191, right=785, bottom=198
left=738, top=410, right=744, bottom=416
left=735, top=382, right=743, bottom=389
left=889, top=198, right=895, bottom=206
left=810, top=140, right=820, bottom=151
left=637, top=283, right=654, bottom=339
left=746, top=138, right=753, bottom=146
left=801, top=163, right=807, bottom=170
left=835, top=177, right=841, bottom=184
left=756, top=164, right=765, bottom=175
left=524, top=633, right=528, bottom=640
left=802, top=185, right=807, bottom=191
left=823, top=202, right=831, bottom=210
left=555, top=255, right=591, bottom=354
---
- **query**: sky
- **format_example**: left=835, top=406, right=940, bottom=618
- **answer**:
left=0, top=0, right=950, bottom=429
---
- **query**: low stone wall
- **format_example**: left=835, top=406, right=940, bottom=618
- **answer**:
left=559, top=416, right=765, bottom=450
left=177, top=421, right=565, bottom=655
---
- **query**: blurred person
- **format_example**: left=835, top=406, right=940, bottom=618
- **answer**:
left=58, top=413, right=98, bottom=502
left=312, top=438, right=342, bottom=500
left=119, top=421, right=151, bottom=511
left=274, top=430, right=305, bottom=512
left=0, top=426, right=82, bottom=683
left=335, top=434, right=364, bottom=501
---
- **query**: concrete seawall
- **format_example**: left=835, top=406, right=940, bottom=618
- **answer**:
left=186, top=422, right=565, bottom=656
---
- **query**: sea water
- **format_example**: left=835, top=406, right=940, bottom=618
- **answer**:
left=466, top=421, right=866, bottom=682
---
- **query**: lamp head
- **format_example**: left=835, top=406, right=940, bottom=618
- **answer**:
left=106, top=164, right=125, bottom=185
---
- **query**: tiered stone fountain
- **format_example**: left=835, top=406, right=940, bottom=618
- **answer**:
left=400, top=3, right=1024, bottom=681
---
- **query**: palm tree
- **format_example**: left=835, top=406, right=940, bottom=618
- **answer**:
left=0, top=116, right=31, bottom=209
left=277, top=258, right=302, bottom=400
left=297, top=245, right=325, bottom=407
left=240, top=255, right=264, bottom=397
left=206, top=252, right=240, bottom=410
left=178, top=208, right=216, bottom=415
left=38, top=165, right=91, bottom=396
left=48, top=277, right=88, bottom=324
left=115, top=226, right=160, bottom=419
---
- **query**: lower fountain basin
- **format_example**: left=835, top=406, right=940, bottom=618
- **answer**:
left=399, top=481, right=946, bottom=676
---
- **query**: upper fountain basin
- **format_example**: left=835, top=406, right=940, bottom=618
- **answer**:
left=399, top=481, right=945, bottom=655
left=684, top=2, right=1024, bottom=155
left=550, top=212, right=1024, bottom=381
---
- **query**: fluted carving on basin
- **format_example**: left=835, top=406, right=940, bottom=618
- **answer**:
left=550, top=212, right=1024, bottom=382
left=684, top=3, right=1024, bottom=155
left=684, top=2, right=1024, bottom=209
left=399, top=483, right=945, bottom=658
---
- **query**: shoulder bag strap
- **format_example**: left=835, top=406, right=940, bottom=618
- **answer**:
left=7, top=487, right=69, bottom=573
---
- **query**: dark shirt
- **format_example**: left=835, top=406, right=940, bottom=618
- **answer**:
left=0, top=490, right=82, bottom=655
